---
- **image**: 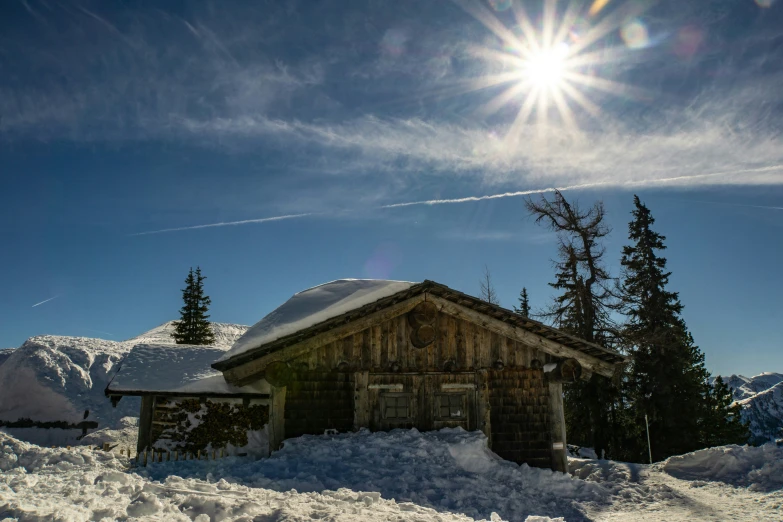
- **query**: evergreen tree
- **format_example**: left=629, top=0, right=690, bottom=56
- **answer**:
left=619, top=196, right=747, bottom=461
left=525, top=191, right=624, bottom=458
left=172, top=267, right=216, bottom=345
left=514, top=287, right=531, bottom=317
left=702, top=376, right=749, bottom=447
left=479, top=265, right=500, bottom=305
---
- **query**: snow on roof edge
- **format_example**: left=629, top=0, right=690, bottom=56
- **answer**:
left=217, top=279, right=417, bottom=364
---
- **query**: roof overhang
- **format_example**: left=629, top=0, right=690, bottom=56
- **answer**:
left=214, top=280, right=626, bottom=386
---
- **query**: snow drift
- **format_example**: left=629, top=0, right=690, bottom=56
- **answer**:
left=662, top=443, right=783, bottom=492
left=0, top=430, right=569, bottom=522
left=138, top=428, right=597, bottom=521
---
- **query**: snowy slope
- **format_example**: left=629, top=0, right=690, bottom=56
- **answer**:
left=2, top=429, right=781, bottom=522
left=0, top=335, right=135, bottom=426
left=219, top=279, right=414, bottom=363
left=126, top=320, right=249, bottom=350
left=718, top=373, right=783, bottom=401
left=0, top=348, right=14, bottom=366
left=737, top=381, right=783, bottom=444
left=0, top=322, right=248, bottom=446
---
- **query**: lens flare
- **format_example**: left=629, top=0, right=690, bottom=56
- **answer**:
left=620, top=19, right=649, bottom=49
left=489, top=0, right=513, bottom=12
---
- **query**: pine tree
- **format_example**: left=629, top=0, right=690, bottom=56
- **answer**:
left=514, top=287, right=530, bottom=317
left=619, top=195, right=747, bottom=461
left=702, top=376, right=749, bottom=447
left=479, top=265, right=500, bottom=305
left=172, top=267, right=216, bottom=345
left=525, top=191, right=623, bottom=458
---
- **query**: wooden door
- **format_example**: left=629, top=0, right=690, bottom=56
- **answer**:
left=366, top=372, right=477, bottom=433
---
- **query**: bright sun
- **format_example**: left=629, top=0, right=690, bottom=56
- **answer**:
left=454, top=0, right=637, bottom=134
left=523, top=43, right=570, bottom=88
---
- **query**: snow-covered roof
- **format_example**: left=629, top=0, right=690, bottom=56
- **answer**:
left=216, top=279, right=415, bottom=363
left=106, top=343, right=268, bottom=396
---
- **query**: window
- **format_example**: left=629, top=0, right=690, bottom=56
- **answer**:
left=437, top=393, right=467, bottom=421
left=381, top=393, right=411, bottom=420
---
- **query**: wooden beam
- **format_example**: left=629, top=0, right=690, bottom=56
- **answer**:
left=427, top=295, right=617, bottom=378
left=548, top=382, right=568, bottom=473
left=268, top=386, right=286, bottom=454
left=223, top=295, right=427, bottom=385
left=353, top=371, right=369, bottom=430
left=137, top=396, right=154, bottom=454
left=475, top=369, right=492, bottom=447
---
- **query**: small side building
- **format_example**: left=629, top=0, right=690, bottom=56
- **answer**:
left=105, top=343, right=271, bottom=456
left=211, top=279, right=626, bottom=472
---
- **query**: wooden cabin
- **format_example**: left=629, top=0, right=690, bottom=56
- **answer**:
left=211, top=279, right=626, bottom=472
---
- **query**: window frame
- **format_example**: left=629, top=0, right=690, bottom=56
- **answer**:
left=435, top=392, right=468, bottom=421
left=380, top=392, right=413, bottom=421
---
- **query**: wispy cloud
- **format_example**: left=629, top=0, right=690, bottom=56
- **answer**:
left=4, top=0, right=783, bottom=209
left=130, top=213, right=315, bottom=236
left=31, top=295, right=59, bottom=308
left=130, top=166, right=782, bottom=235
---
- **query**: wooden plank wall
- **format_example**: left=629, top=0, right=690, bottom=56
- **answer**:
left=288, top=311, right=550, bottom=373
left=284, top=371, right=354, bottom=438
left=487, top=369, right=552, bottom=468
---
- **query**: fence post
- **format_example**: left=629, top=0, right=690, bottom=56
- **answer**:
left=143, top=450, right=148, bottom=467
left=175, top=450, right=178, bottom=461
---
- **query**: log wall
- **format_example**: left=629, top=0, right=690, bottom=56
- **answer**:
left=284, top=371, right=354, bottom=438
left=487, top=368, right=552, bottom=468
left=288, top=311, right=551, bottom=372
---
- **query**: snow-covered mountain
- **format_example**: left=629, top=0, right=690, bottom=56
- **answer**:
left=0, top=322, right=248, bottom=446
left=714, top=372, right=783, bottom=444
left=0, top=348, right=14, bottom=366
left=718, top=373, right=783, bottom=401
left=737, top=381, right=783, bottom=444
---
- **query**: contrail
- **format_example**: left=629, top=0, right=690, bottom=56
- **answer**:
left=32, top=296, right=59, bottom=308
left=129, top=165, right=783, bottom=235
left=129, top=213, right=315, bottom=236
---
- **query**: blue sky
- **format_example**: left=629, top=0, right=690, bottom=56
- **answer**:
left=1, top=0, right=781, bottom=377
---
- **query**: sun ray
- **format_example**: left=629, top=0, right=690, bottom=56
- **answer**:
left=453, top=0, right=639, bottom=133
left=542, top=0, right=558, bottom=48
left=479, top=81, right=531, bottom=117
left=559, top=82, right=601, bottom=117
left=511, top=2, right=542, bottom=54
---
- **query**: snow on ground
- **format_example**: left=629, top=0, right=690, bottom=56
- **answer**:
left=218, top=279, right=414, bottom=363
left=662, top=443, right=783, bottom=491
left=568, top=444, right=783, bottom=521
left=0, top=430, right=564, bottom=522
left=1, top=429, right=781, bottom=522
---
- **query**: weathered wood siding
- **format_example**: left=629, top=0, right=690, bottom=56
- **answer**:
left=277, top=309, right=559, bottom=468
left=487, top=369, right=552, bottom=468
left=288, top=311, right=550, bottom=372
left=284, top=371, right=354, bottom=438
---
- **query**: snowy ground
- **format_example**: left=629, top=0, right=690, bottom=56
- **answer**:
left=2, top=428, right=781, bottom=522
